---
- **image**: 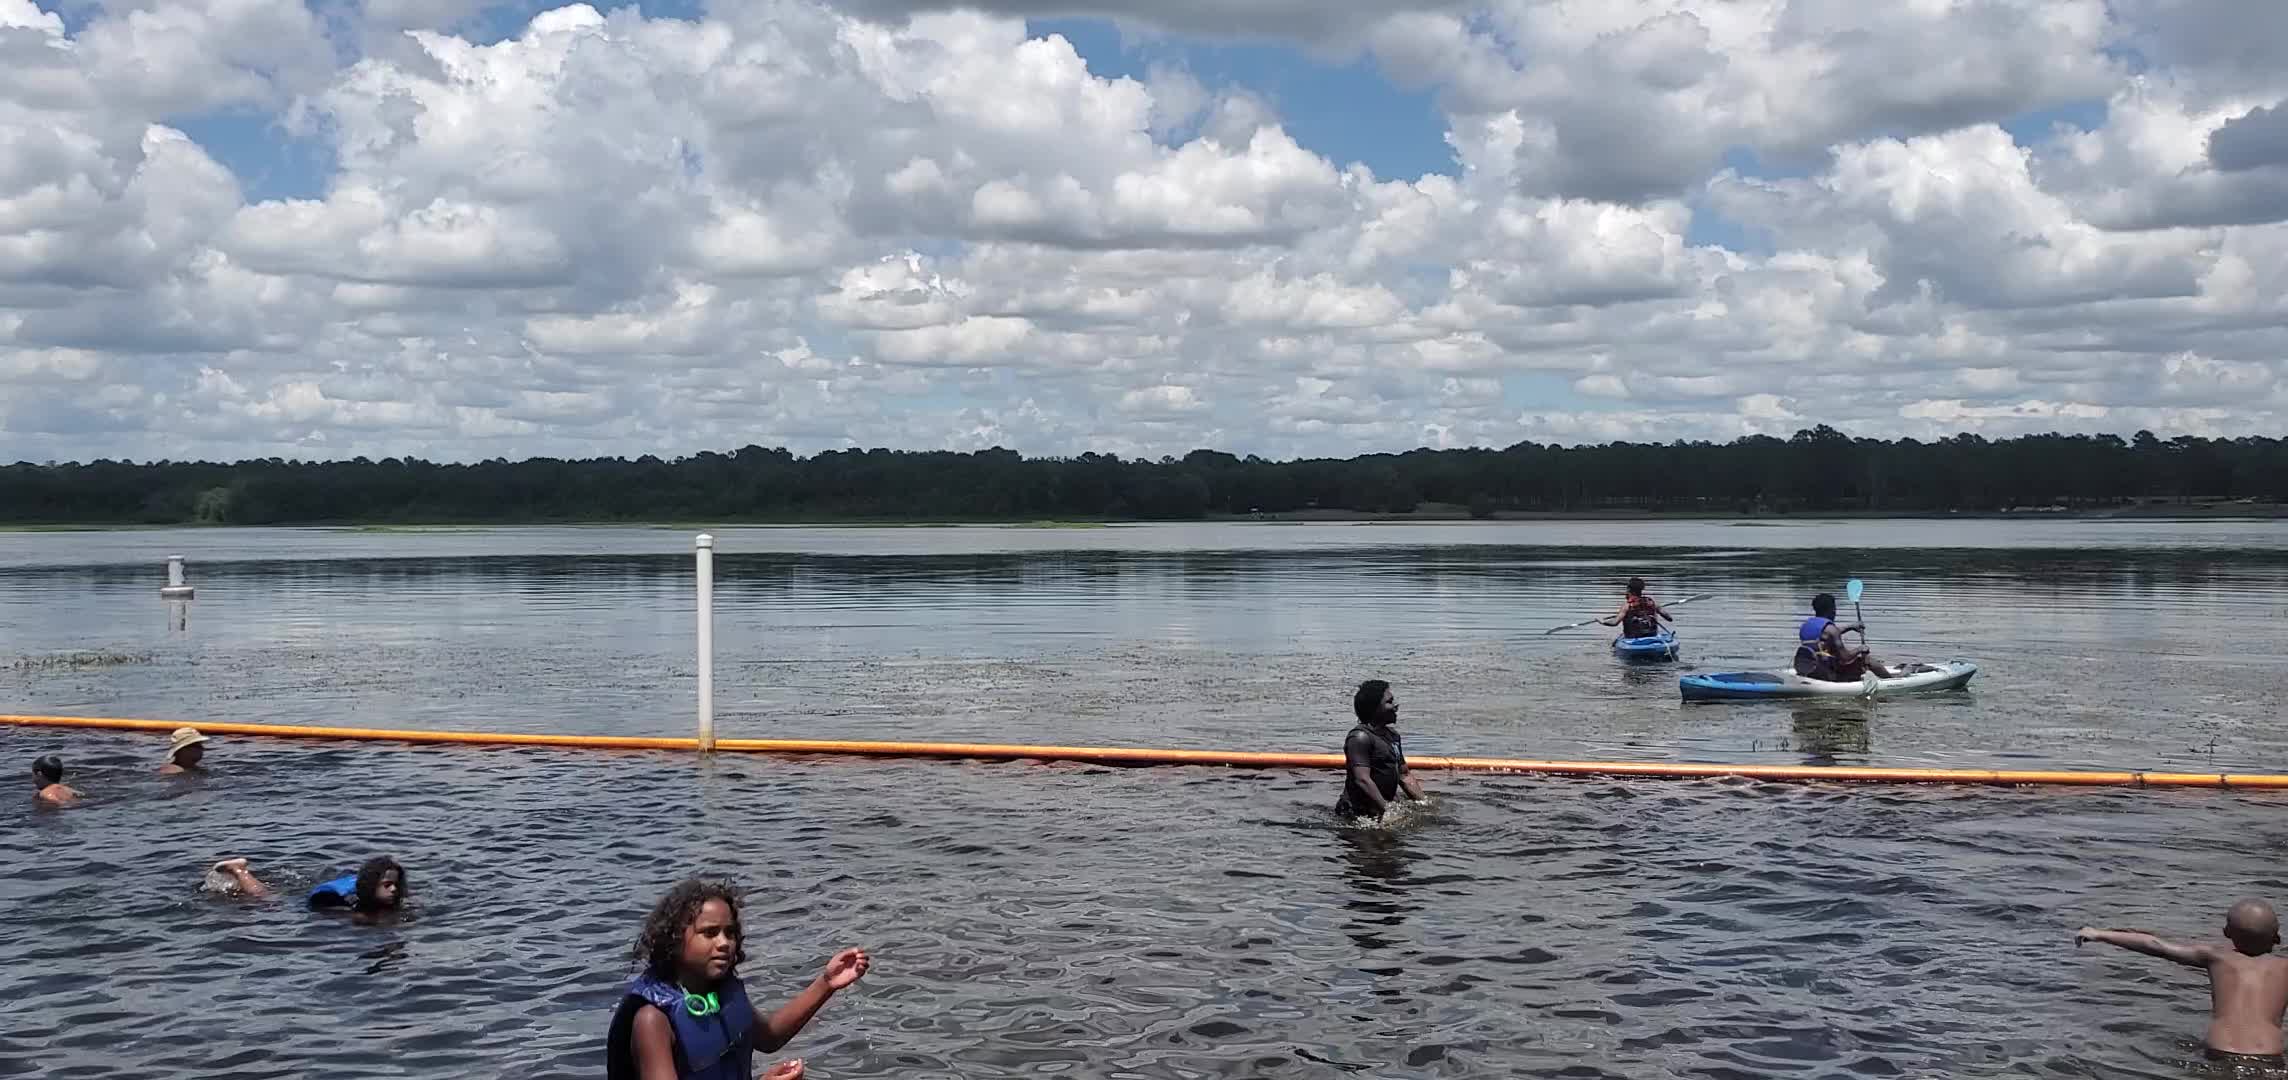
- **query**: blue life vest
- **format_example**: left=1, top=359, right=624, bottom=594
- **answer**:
left=606, top=974, right=755, bottom=1080
left=1796, top=616, right=1833, bottom=662
left=307, top=874, right=358, bottom=909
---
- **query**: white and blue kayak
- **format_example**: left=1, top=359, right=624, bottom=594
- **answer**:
left=1679, top=660, right=1978, bottom=702
left=1612, top=629, right=1679, bottom=661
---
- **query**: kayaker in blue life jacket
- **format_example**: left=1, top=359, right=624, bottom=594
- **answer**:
left=1794, top=592, right=1892, bottom=681
left=1601, top=577, right=1672, bottom=639
left=605, top=877, right=871, bottom=1080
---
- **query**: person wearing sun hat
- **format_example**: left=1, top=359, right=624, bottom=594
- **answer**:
left=159, top=726, right=210, bottom=775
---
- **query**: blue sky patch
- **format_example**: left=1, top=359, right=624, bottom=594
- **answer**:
left=173, top=109, right=335, bottom=202
left=2002, top=100, right=2110, bottom=147
left=1032, top=17, right=1457, bottom=182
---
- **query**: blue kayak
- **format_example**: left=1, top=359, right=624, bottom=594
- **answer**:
left=1680, top=660, right=1978, bottom=701
left=1612, top=629, right=1679, bottom=661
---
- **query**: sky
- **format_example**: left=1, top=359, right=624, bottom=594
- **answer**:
left=2, top=0, right=2286, bottom=464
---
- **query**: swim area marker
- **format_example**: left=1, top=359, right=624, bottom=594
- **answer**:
left=7, top=713, right=2287, bottom=790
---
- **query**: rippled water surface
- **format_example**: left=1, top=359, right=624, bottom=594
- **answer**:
left=6, top=520, right=2288, bottom=1078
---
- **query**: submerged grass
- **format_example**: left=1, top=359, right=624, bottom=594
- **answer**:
left=10, top=650, right=155, bottom=670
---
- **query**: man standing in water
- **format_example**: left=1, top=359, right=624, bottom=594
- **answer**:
left=1335, top=680, right=1424, bottom=821
left=2077, top=899, right=2288, bottom=1066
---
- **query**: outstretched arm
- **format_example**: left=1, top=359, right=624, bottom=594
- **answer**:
left=2076, top=927, right=2215, bottom=968
left=754, top=949, right=870, bottom=1052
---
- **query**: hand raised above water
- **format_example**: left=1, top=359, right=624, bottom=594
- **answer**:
left=822, top=948, right=870, bottom=991
left=763, top=1059, right=805, bottom=1080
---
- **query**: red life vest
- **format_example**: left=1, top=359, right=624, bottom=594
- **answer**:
left=1622, top=594, right=1659, bottom=635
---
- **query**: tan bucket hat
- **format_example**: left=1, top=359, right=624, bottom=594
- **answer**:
left=166, top=726, right=210, bottom=758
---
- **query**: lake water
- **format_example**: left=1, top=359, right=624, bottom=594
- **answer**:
left=6, top=519, right=2288, bottom=1078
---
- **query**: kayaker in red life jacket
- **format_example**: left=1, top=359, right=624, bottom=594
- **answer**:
left=1794, top=592, right=1894, bottom=681
left=1601, top=577, right=1671, bottom=639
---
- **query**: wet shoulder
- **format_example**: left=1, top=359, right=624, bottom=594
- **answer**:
left=2215, top=951, right=2288, bottom=984
left=1345, top=725, right=1401, bottom=759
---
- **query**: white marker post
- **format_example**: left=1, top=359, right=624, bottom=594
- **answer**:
left=159, top=555, right=195, bottom=599
left=695, top=533, right=715, bottom=752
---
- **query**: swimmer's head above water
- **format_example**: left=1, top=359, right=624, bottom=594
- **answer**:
left=1354, top=679, right=1396, bottom=727
left=163, top=726, right=209, bottom=772
left=356, top=856, right=408, bottom=911
left=2226, top=899, right=2280, bottom=956
left=32, top=755, right=63, bottom=786
left=634, top=877, right=747, bottom=987
left=1627, top=577, right=1645, bottom=597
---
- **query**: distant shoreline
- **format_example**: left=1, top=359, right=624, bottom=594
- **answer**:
left=3, top=501, right=2283, bottom=532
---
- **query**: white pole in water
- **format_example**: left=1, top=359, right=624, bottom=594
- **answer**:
left=695, top=533, right=715, bottom=752
left=159, top=555, right=195, bottom=599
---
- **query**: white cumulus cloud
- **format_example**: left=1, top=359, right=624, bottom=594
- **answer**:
left=4, top=0, right=2288, bottom=463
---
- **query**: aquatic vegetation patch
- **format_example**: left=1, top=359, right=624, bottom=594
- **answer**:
left=10, top=649, right=155, bottom=670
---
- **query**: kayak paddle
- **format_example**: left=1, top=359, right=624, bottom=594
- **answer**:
left=1541, top=592, right=1714, bottom=635
left=1846, top=578, right=1865, bottom=642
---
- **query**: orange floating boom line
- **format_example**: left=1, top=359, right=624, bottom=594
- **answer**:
left=7, top=713, right=2288, bottom=789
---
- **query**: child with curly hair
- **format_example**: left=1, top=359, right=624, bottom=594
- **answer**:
left=307, top=855, right=410, bottom=924
left=198, top=854, right=409, bottom=926
left=605, top=877, right=870, bottom=1080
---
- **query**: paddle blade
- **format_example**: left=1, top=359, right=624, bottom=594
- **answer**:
left=1846, top=578, right=1864, bottom=603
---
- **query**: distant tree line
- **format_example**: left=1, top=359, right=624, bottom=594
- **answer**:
left=3, top=427, right=2282, bottom=525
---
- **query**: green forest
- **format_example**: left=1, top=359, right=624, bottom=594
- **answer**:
left=3, top=427, right=2282, bottom=525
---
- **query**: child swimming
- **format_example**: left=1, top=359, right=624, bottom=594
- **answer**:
left=605, top=877, right=870, bottom=1080
left=307, top=856, right=410, bottom=924
left=2078, top=899, right=2288, bottom=1066
left=31, top=755, right=78, bottom=806
left=199, top=855, right=409, bottom=925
